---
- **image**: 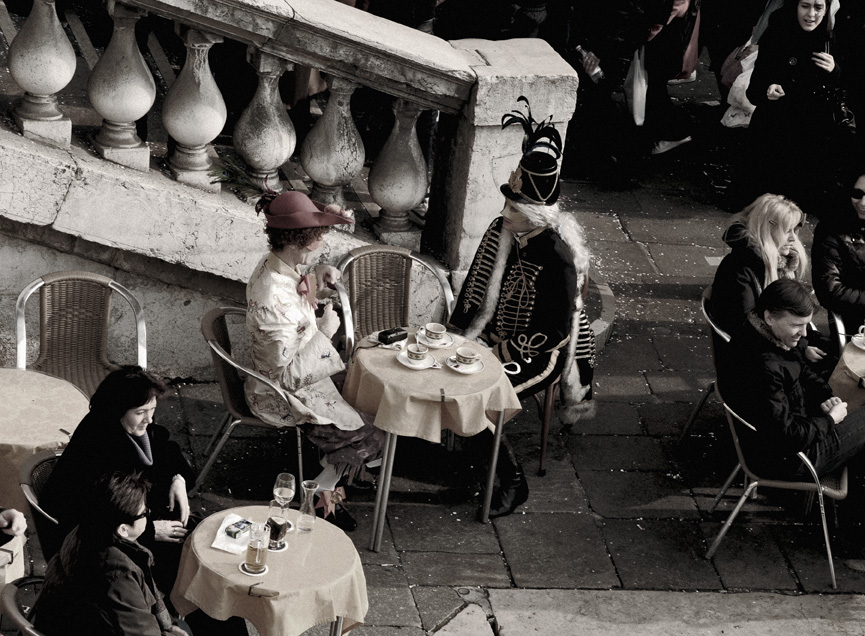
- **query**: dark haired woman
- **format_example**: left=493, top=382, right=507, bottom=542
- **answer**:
left=40, top=366, right=194, bottom=569
left=245, top=191, right=384, bottom=531
left=34, top=472, right=189, bottom=636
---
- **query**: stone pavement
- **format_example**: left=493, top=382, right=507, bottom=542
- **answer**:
left=7, top=58, right=865, bottom=636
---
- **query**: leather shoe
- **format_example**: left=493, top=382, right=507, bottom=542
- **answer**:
left=486, top=472, right=529, bottom=519
left=317, top=501, right=358, bottom=532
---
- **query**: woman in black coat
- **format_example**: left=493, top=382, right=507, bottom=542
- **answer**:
left=812, top=169, right=865, bottom=344
left=40, top=367, right=195, bottom=575
left=742, top=0, right=842, bottom=215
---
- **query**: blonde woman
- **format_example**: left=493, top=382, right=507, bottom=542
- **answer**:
left=711, top=194, right=829, bottom=363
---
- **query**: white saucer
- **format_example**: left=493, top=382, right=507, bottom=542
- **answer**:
left=397, top=351, right=436, bottom=370
left=416, top=331, right=455, bottom=349
left=445, top=356, right=485, bottom=375
left=852, top=334, right=865, bottom=350
left=239, top=563, right=268, bottom=576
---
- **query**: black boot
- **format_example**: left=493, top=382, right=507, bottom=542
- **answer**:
left=487, top=469, right=529, bottom=518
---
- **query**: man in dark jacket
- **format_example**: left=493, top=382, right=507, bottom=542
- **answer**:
left=33, top=472, right=189, bottom=636
left=718, top=279, right=865, bottom=479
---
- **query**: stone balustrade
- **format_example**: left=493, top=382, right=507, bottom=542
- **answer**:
left=3, top=0, right=577, bottom=282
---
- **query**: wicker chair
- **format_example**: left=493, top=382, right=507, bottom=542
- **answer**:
left=16, top=270, right=147, bottom=398
left=0, top=577, right=45, bottom=636
left=192, top=307, right=304, bottom=496
left=18, top=449, right=64, bottom=560
left=334, top=245, right=455, bottom=356
left=705, top=390, right=848, bottom=589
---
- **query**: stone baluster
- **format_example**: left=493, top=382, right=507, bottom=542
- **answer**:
left=368, top=98, right=428, bottom=244
left=233, top=48, right=295, bottom=193
left=7, top=0, right=76, bottom=147
left=299, top=76, right=364, bottom=208
left=88, top=2, right=156, bottom=172
left=162, top=28, right=226, bottom=192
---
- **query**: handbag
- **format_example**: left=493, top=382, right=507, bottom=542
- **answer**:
left=623, top=46, right=647, bottom=126
left=829, top=341, right=865, bottom=412
left=720, top=39, right=758, bottom=90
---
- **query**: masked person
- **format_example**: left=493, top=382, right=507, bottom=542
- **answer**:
left=448, top=99, right=596, bottom=518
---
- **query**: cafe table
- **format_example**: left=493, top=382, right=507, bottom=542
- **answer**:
left=0, top=368, right=88, bottom=510
left=341, top=329, right=522, bottom=552
left=170, top=505, right=368, bottom=636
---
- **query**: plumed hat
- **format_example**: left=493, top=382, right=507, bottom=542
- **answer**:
left=500, top=96, right=563, bottom=206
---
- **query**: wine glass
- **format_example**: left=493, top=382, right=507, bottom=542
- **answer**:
left=273, top=472, right=296, bottom=514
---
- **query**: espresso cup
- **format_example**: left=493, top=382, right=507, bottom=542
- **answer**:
left=406, top=343, right=428, bottom=361
left=425, top=322, right=446, bottom=340
left=455, top=346, right=479, bottom=366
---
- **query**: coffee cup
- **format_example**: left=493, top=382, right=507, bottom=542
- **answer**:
left=424, top=323, right=446, bottom=340
left=455, top=346, right=479, bottom=366
left=406, top=343, right=428, bottom=362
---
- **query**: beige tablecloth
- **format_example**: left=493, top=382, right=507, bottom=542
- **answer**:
left=0, top=368, right=88, bottom=510
left=171, top=505, right=368, bottom=636
left=342, top=332, right=522, bottom=443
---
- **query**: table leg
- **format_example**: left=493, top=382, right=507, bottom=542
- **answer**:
left=369, top=432, right=398, bottom=553
left=480, top=411, right=506, bottom=524
left=328, top=616, right=345, bottom=636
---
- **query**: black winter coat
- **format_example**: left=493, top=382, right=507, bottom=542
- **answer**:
left=812, top=209, right=865, bottom=332
left=40, top=411, right=195, bottom=558
left=711, top=223, right=765, bottom=341
left=718, top=314, right=835, bottom=477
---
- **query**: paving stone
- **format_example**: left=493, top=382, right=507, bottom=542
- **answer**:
left=651, top=335, right=713, bottom=373
left=648, top=244, right=726, bottom=279
left=640, top=401, right=710, bottom=437
left=388, top=504, right=500, bottom=553
left=645, top=370, right=714, bottom=402
left=592, top=372, right=652, bottom=402
left=571, top=401, right=643, bottom=435
left=177, top=382, right=226, bottom=438
left=343, top=627, right=426, bottom=636
left=775, top=525, right=865, bottom=593
left=594, top=336, right=661, bottom=374
left=700, top=522, right=798, bottom=590
left=364, top=585, right=421, bottom=628
left=351, top=504, right=400, bottom=566
left=559, top=181, right=640, bottom=211
left=621, top=216, right=728, bottom=247
left=580, top=470, right=698, bottom=519
left=495, top=512, right=618, bottom=589
left=632, top=190, right=727, bottom=220
left=411, top=586, right=466, bottom=632
left=569, top=210, right=630, bottom=243
left=400, top=552, right=510, bottom=587
left=566, top=435, right=669, bottom=472
left=590, top=241, right=657, bottom=282
left=521, top=461, right=590, bottom=514
left=602, top=519, right=722, bottom=590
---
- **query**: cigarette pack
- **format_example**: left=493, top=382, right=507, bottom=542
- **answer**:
left=225, top=519, right=252, bottom=538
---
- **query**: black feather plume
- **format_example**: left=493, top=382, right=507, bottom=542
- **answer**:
left=501, top=95, right=562, bottom=159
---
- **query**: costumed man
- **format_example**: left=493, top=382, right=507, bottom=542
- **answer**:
left=448, top=98, right=596, bottom=518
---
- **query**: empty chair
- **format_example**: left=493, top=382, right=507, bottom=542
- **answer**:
left=679, top=286, right=731, bottom=443
left=16, top=271, right=147, bottom=397
left=706, top=392, right=848, bottom=589
left=335, top=245, right=455, bottom=356
left=192, top=306, right=304, bottom=496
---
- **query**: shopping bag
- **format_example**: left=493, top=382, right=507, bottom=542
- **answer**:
left=829, top=341, right=865, bottom=412
left=623, top=46, right=647, bottom=126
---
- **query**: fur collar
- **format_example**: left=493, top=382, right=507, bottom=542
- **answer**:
left=747, top=311, right=792, bottom=351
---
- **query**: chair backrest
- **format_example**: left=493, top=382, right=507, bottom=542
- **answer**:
left=200, top=306, right=292, bottom=422
left=1, top=581, right=45, bottom=636
left=16, top=271, right=147, bottom=394
left=828, top=309, right=849, bottom=356
left=18, top=449, right=63, bottom=526
left=335, top=245, right=455, bottom=354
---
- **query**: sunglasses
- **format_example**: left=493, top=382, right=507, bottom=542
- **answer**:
left=852, top=188, right=865, bottom=200
left=130, top=506, right=150, bottom=522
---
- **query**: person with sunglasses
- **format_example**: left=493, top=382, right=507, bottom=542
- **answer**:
left=812, top=170, right=865, bottom=354
left=33, top=472, right=190, bottom=636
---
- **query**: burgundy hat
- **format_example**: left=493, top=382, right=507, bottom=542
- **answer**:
left=258, top=191, right=352, bottom=230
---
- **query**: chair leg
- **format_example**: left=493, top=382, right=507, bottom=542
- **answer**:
left=202, top=412, right=232, bottom=457
left=709, top=463, right=742, bottom=513
left=678, top=381, right=714, bottom=444
left=798, top=459, right=838, bottom=589
left=189, top=418, right=240, bottom=497
left=537, top=384, right=557, bottom=477
left=706, top=479, right=759, bottom=559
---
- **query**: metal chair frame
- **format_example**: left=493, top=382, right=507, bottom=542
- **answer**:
left=334, top=245, right=455, bottom=358
left=192, top=307, right=304, bottom=496
left=828, top=309, right=850, bottom=356
left=705, top=391, right=848, bottom=589
left=18, top=449, right=63, bottom=526
left=16, top=270, right=147, bottom=397
left=1, top=577, right=45, bottom=636
left=678, top=286, right=731, bottom=443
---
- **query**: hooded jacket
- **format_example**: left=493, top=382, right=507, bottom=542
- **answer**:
left=812, top=206, right=865, bottom=332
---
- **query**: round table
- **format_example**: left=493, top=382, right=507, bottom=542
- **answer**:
left=341, top=330, right=522, bottom=549
left=0, top=368, right=88, bottom=510
left=170, top=505, right=368, bottom=636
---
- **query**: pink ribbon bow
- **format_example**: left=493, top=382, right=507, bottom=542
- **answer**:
left=296, top=274, right=318, bottom=309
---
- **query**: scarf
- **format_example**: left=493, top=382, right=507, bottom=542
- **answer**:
left=127, top=431, right=154, bottom=467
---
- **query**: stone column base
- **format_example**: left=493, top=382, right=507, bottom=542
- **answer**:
left=373, top=225, right=422, bottom=251
left=93, top=141, right=152, bottom=172
left=14, top=114, right=71, bottom=147
left=171, top=168, right=221, bottom=193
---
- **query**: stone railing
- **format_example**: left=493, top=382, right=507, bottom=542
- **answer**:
left=5, top=0, right=578, bottom=280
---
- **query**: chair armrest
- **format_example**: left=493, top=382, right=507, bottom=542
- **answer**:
left=333, top=280, right=355, bottom=360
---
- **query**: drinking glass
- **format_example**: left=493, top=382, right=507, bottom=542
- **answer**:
left=267, top=499, right=289, bottom=551
left=273, top=472, right=296, bottom=513
left=243, top=522, right=269, bottom=574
